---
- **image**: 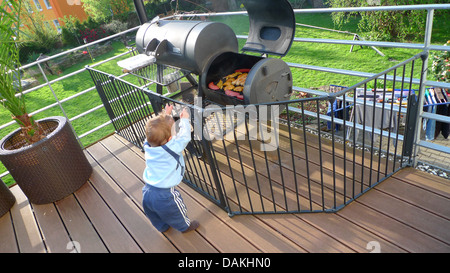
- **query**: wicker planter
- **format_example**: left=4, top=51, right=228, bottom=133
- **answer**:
left=0, top=116, right=92, bottom=204
left=0, top=179, right=15, bottom=217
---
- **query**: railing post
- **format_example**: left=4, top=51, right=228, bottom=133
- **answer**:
left=402, top=87, right=420, bottom=160
left=411, top=8, right=434, bottom=167
left=37, top=61, right=82, bottom=147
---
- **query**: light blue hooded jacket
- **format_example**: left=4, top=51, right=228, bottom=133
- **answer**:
left=143, top=118, right=191, bottom=188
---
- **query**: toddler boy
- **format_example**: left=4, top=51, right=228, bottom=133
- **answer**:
left=142, top=104, right=199, bottom=233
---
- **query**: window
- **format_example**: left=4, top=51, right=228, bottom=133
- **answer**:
left=43, top=0, right=52, bottom=9
left=33, top=0, right=42, bottom=11
left=53, top=19, right=61, bottom=33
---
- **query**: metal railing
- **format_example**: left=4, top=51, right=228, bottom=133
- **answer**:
left=0, top=26, right=142, bottom=180
left=2, top=4, right=449, bottom=194
left=0, top=26, right=141, bottom=136
left=173, top=3, right=450, bottom=169
left=86, top=49, right=425, bottom=215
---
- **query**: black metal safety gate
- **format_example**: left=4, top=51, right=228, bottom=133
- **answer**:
left=87, top=66, right=228, bottom=211
left=87, top=52, right=426, bottom=216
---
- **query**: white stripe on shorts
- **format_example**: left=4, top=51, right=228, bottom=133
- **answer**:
left=171, top=187, right=190, bottom=227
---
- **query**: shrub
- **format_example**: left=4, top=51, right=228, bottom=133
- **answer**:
left=103, top=20, right=127, bottom=34
left=60, top=15, right=82, bottom=47
left=326, top=0, right=450, bottom=42
left=61, top=27, right=79, bottom=47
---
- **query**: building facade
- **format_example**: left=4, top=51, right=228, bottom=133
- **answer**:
left=2, top=0, right=88, bottom=32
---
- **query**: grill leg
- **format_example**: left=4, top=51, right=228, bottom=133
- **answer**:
left=185, top=73, right=198, bottom=87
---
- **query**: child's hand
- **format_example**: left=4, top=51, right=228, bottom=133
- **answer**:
left=180, top=108, right=190, bottom=119
left=164, top=104, right=173, bottom=115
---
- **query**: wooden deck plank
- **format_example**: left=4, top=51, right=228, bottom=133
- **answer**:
left=31, top=202, right=72, bottom=253
left=338, top=201, right=450, bottom=252
left=99, top=136, right=146, bottom=181
left=211, top=137, right=357, bottom=212
left=85, top=142, right=143, bottom=206
left=9, top=186, right=46, bottom=253
left=184, top=155, right=355, bottom=252
left=356, top=187, right=450, bottom=244
left=97, top=137, right=221, bottom=252
left=84, top=150, right=179, bottom=253
left=211, top=123, right=398, bottom=213
left=107, top=135, right=260, bottom=253
left=176, top=184, right=261, bottom=253
left=179, top=182, right=306, bottom=253
left=0, top=212, right=18, bottom=253
left=191, top=145, right=411, bottom=253
left=212, top=126, right=450, bottom=251
left=73, top=182, right=143, bottom=253
left=54, top=194, right=108, bottom=253
left=257, top=213, right=355, bottom=253
left=191, top=163, right=380, bottom=253
left=177, top=141, right=358, bottom=252
left=180, top=126, right=450, bottom=253
left=194, top=149, right=304, bottom=212
left=234, top=125, right=389, bottom=190
left=374, top=176, right=450, bottom=220
left=2, top=131, right=449, bottom=253
left=211, top=140, right=340, bottom=211
left=393, top=168, right=450, bottom=199
left=298, top=212, right=407, bottom=253
left=277, top=123, right=392, bottom=174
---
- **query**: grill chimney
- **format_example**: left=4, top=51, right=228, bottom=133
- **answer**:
left=133, top=0, right=148, bottom=25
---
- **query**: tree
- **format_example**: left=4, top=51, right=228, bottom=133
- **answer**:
left=1, top=0, right=45, bottom=143
left=81, top=0, right=134, bottom=22
left=19, top=0, right=59, bottom=50
left=326, top=0, right=450, bottom=42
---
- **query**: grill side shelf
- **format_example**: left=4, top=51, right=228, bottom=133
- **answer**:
left=128, top=63, right=190, bottom=87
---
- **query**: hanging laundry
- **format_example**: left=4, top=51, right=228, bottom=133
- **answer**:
left=433, top=88, right=449, bottom=139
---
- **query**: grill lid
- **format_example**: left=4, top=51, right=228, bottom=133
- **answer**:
left=242, top=0, right=295, bottom=57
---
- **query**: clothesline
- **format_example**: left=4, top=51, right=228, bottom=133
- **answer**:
left=326, top=85, right=449, bottom=139
left=328, top=85, right=449, bottom=111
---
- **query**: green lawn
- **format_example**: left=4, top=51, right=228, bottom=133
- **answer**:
left=1, top=12, right=448, bottom=187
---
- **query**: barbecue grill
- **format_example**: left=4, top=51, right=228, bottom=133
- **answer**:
left=126, top=0, right=295, bottom=107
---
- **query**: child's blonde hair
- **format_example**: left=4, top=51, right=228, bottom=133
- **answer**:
left=145, top=113, right=174, bottom=147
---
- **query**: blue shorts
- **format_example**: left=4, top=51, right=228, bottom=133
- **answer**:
left=142, top=183, right=191, bottom=232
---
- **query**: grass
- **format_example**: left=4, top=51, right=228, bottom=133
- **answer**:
left=1, top=12, right=448, bottom=187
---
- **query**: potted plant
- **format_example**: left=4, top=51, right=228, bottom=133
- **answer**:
left=0, top=178, right=15, bottom=218
left=0, top=0, right=92, bottom=204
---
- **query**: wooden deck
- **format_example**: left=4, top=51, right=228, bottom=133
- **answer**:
left=1, top=133, right=449, bottom=253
